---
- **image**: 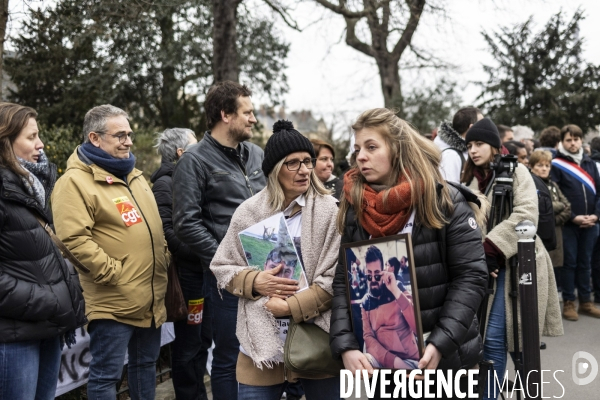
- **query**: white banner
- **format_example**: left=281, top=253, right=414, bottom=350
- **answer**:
left=55, top=323, right=175, bottom=397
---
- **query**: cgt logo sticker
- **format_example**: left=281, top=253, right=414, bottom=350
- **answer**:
left=187, top=298, right=204, bottom=325
left=572, top=351, right=598, bottom=386
left=112, top=196, right=143, bottom=227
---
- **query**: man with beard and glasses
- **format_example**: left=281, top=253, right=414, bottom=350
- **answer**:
left=172, top=81, right=267, bottom=400
left=361, top=246, right=420, bottom=370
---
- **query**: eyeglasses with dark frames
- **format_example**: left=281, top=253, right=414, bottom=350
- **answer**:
left=283, top=158, right=316, bottom=171
left=366, top=274, right=383, bottom=282
left=97, top=131, right=135, bottom=144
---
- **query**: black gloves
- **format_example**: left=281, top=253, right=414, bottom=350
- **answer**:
left=486, top=255, right=500, bottom=274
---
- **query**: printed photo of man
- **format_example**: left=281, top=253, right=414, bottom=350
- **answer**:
left=361, top=245, right=420, bottom=369
left=264, top=247, right=298, bottom=280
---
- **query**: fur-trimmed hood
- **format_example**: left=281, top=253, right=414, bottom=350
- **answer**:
left=437, top=121, right=467, bottom=152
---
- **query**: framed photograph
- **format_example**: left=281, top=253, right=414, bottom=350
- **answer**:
left=238, top=212, right=309, bottom=292
left=342, top=234, right=425, bottom=370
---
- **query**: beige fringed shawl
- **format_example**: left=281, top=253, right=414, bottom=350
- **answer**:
left=210, top=188, right=341, bottom=368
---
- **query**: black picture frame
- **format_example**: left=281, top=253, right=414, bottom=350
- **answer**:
left=342, top=233, right=425, bottom=370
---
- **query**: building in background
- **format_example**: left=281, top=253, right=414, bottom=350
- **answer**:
left=253, top=106, right=329, bottom=146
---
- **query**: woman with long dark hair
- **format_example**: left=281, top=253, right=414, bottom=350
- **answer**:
left=0, top=103, right=86, bottom=399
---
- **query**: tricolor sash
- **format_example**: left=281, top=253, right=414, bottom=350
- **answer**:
left=552, top=158, right=596, bottom=195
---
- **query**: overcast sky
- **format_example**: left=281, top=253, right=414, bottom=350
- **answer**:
left=252, top=0, right=600, bottom=133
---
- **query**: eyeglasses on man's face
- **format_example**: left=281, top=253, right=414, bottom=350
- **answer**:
left=366, top=274, right=383, bottom=282
left=98, top=131, right=135, bottom=144
left=283, top=158, right=316, bottom=171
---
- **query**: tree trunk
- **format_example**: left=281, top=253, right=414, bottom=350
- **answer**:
left=211, top=0, right=241, bottom=83
left=376, top=56, right=403, bottom=113
left=0, top=0, right=9, bottom=100
left=158, top=10, right=178, bottom=128
left=314, top=0, right=425, bottom=114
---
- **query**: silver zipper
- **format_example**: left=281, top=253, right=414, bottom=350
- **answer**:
left=237, top=164, right=254, bottom=196
left=583, top=183, right=588, bottom=212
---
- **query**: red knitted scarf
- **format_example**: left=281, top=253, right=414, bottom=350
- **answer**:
left=343, top=168, right=415, bottom=238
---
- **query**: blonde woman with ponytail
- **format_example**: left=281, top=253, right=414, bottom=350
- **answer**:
left=329, top=108, right=488, bottom=399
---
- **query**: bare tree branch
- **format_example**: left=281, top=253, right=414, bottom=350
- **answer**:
left=381, top=0, right=391, bottom=34
left=262, top=0, right=301, bottom=31
left=312, top=0, right=443, bottom=109
left=391, top=0, right=425, bottom=59
left=314, top=0, right=370, bottom=19
left=344, top=15, right=376, bottom=57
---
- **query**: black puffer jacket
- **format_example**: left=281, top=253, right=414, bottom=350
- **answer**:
left=172, top=133, right=266, bottom=271
left=330, top=184, right=488, bottom=371
left=0, top=167, right=86, bottom=343
left=151, top=161, right=201, bottom=272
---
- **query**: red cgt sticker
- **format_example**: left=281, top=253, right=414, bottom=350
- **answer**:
left=112, top=196, right=143, bottom=227
left=187, top=298, right=204, bottom=325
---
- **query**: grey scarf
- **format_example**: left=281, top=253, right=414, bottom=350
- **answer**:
left=18, top=150, right=53, bottom=208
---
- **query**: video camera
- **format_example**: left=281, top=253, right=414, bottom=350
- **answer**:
left=489, top=154, right=518, bottom=183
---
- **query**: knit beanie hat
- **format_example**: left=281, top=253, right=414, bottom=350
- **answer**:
left=262, top=120, right=315, bottom=176
left=465, top=118, right=502, bottom=149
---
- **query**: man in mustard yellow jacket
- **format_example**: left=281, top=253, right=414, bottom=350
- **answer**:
left=52, top=105, right=169, bottom=400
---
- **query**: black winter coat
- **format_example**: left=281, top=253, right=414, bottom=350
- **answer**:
left=151, top=161, right=201, bottom=273
left=0, top=167, right=86, bottom=343
left=329, top=184, right=488, bottom=371
left=172, top=133, right=266, bottom=271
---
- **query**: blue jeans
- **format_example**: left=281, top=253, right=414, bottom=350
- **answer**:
left=553, top=267, right=563, bottom=292
left=86, top=319, right=161, bottom=400
left=172, top=267, right=212, bottom=400
left=483, top=269, right=522, bottom=400
left=209, top=272, right=239, bottom=400
left=591, top=234, right=600, bottom=302
left=239, top=377, right=340, bottom=400
left=562, top=224, right=599, bottom=302
left=483, top=268, right=507, bottom=400
left=0, top=336, right=61, bottom=400
left=285, top=380, right=304, bottom=398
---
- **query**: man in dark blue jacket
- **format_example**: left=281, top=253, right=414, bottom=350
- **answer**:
left=551, top=124, right=600, bottom=320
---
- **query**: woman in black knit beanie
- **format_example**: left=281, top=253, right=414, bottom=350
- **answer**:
left=210, top=120, right=342, bottom=400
